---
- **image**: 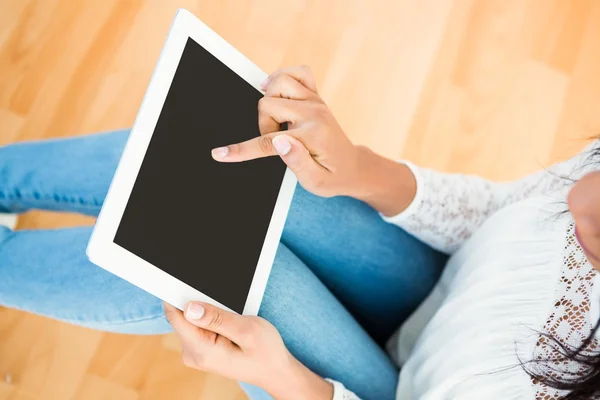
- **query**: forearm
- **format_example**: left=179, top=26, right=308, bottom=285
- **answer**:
left=350, top=146, right=417, bottom=217
left=349, top=144, right=586, bottom=254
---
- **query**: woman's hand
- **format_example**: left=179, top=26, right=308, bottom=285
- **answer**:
left=163, top=302, right=333, bottom=400
left=211, top=65, right=417, bottom=216
left=211, top=65, right=364, bottom=198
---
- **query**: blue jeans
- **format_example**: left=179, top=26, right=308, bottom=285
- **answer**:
left=0, top=131, right=446, bottom=400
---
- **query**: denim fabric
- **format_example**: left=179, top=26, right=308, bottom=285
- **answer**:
left=0, top=130, right=446, bottom=400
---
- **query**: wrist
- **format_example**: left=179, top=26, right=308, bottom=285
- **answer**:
left=349, top=145, right=417, bottom=216
left=267, top=355, right=333, bottom=400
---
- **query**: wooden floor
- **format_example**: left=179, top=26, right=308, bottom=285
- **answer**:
left=1, top=0, right=599, bottom=399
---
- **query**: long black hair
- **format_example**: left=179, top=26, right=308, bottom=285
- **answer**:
left=524, top=322, right=600, bottom=399
left=524, top=141, right=600, bottom=399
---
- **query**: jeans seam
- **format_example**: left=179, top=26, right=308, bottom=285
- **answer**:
left=3, top=300, right=166, bottom=327
left=39, top=310, right=166, bottom=327
left=0, top=189, right=102, bottom=210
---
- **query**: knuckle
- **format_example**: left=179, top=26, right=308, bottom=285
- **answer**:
left=306, top=92, right=324, bottom=103
left=312, top=103, right=329, bottom=119
left=195, top=353, right=208, bottom=369
left=313, top=94, right=326, bottom=104
left=270, top=70, right=283, bottom=80
left=311, top=176, right=328, bottom=191
left=227, top=142, right=240, bottom=156
left=257, top=97, right=268, bottom=112
left=258, top=116, right=271, bottom=134
left=182, top=351, right=196, bottom=368
left=163, top=305, right=176, bottom=325
left=258, top=135, right=274, bottom=155
left=256, top=318, right=277, bottom=336
left=269, top=71, right=283, bottom=84
left=300, top=64, right=312, bottom=76
left=208, top=309, right=224, bottom=330
left=194, top=353, right=208, bottom=369
left=164, top=311, right=173, bottom=324
left=238, top=319, right=260, bottom=345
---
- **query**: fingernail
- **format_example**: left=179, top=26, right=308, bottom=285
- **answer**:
left=186, top=303, right=205, bottom=320
left=211, top=147, right=229, bottom=159
left=272, top=136, right=292, bottom=156
left=260, top=77, right=269, bottom=91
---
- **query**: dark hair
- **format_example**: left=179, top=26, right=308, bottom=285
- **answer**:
left=524, top=141, right=600, bottom=399
left=524, top=322, right=600, bottom=399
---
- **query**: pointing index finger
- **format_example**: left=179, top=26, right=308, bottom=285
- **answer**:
left=211, top=128, right=300, bottom=162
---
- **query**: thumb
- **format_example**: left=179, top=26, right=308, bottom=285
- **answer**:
left=271, top=135, right=325, bottom=181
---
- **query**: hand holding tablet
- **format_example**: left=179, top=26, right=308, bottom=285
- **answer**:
left=88, top=9, right=366, bottom=317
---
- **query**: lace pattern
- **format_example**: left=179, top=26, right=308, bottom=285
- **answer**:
left=532, top=223, right=598, bottom=400
left=392, top=142, right=598, bottom=255
left=397, top=166, right=573, bottom=254
left=327, top=378, right=361, bottom=400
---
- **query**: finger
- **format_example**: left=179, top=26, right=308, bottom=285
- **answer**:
left=271, top=134, right=328, bottom=180
left=257, top=97, right=285, bottom=135
left=264, top=73, right=314, bottom=100
left=165, top=303, right=237, bottom=370
left=258, top=112, right=281, bottom=135
left=259, top=96, right=304, bottom=124
left=164, top=302, right=210, bottom=343
left=262, top=65, right=318, bottom=94
left=212, top=128, right=300, bottom=162
left=164, top=304, right=235, bottom=355
left=214, top=98, right=308, bottom=162
left=256, top=97, right=305, bottom=137
left=184, top=302, right=257, bottom=347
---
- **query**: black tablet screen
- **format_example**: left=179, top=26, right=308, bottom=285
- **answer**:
left=114, top=37, right=287, bottom=313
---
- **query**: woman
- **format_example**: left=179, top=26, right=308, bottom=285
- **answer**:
left=2, top=65, right=599, bottom=399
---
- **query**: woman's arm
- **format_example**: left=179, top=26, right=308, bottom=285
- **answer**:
left=212, top=65, right=597, bottom=255
left=356, top=143, right=597, bottom=254
left=213, top=65, right=599, bottom=255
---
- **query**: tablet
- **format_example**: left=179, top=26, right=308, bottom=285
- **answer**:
left=87, top=9, right=297, bottom=316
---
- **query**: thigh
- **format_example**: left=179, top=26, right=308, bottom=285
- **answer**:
left=282, top=185, right=447, bottom=343
left=0, top=226, right=171, bottom=334
left=242, top=243, right=398, bottom=400
left=0, top=130, right=128, bottom=216
left=1, top=224, right=396, bottom=398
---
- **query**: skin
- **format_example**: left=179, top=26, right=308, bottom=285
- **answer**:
left=165, top=65, right=600, bottom=398
left=163, top=302, right=331, bottom=399
left=569, top=171, right=600, bottom=271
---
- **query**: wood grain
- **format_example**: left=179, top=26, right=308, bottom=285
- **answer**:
left=1, top=1, right=599, bottom=398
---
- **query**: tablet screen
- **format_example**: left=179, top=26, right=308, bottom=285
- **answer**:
left=114, top=37, right=287, bottom=313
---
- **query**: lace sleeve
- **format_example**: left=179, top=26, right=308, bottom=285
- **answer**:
left=326, top=379, right=362, bottom=400
left=382, top=143, right=598, bottom=254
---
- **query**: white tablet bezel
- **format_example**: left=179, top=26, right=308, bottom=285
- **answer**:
left=86, top=9, right=297, bottom=316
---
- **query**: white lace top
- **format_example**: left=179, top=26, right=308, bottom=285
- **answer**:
left=331, top=142, right=600, bottom=400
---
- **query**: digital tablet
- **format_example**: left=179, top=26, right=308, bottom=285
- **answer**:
left=87, top=9, right=297, bottom=316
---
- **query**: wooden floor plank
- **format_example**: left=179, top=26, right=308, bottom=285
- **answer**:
left=1, top=1, right=599, bottom=398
